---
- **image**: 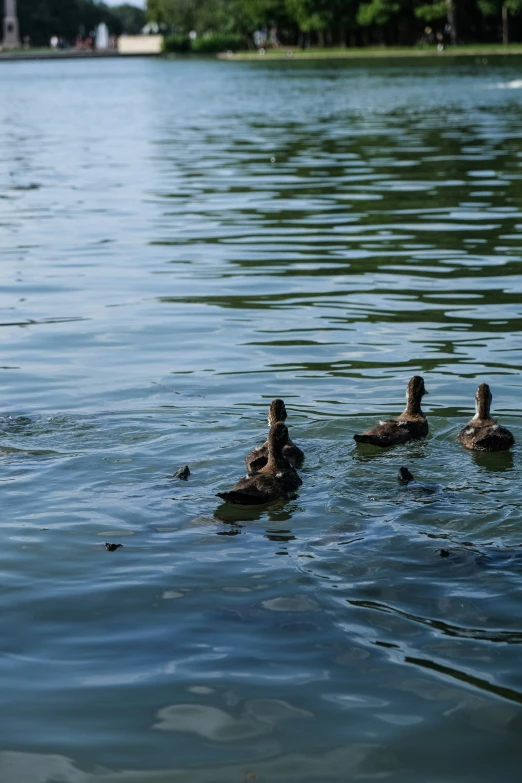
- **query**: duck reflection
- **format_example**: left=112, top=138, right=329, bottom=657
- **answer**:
left=471, top=448, right=514, bottom=472
left=264, top=528, right=296, bottom=543
left=214, top=497, right=289, bottom=525
left=214, top=500, right=299, bottom=542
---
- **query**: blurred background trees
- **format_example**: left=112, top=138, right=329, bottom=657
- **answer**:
left=151, top=0, right=522, bottom=47
left=17, top=0, right=146, bottom=45
left=14, top=0, right=522, bottom=47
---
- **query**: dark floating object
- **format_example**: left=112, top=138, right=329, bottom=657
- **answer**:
left=397, top=466, right=415, bottom=484
left=218, top=422, right=302, bottom=506
left=354, top=376, right=429, bottom=447
left=457, top=383, right=515, bottom=452
left=440, top=549, right=450, bottom=558
left=246, top=398, right=304, bottom=472
left=216, top=529, right=241, bottom=536
left=105, top=542, right=122, bottom=552
left=174, top=465, right=190, bottom=480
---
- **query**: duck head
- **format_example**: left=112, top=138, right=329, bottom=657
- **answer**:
left=473, top=382, right=492, bottom=421
left=405, top=375, right=428, bottom=414
left=268, top=398, right=287, bottom=426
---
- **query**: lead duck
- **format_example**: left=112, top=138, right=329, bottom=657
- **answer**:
left=218, top=421, right=302, bottom=505
left=246, top=398, right=304, bottom=472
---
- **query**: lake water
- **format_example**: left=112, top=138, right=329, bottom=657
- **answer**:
left=1, top=54, right=522, bottom=782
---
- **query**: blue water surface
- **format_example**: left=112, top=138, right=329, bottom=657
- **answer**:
left=1, top=55, right=522, bottom=782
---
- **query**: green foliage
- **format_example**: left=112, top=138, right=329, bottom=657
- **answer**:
left=285, top=0, right=330, bottom=31
left=191, top=32, right=243, bottom=50
left=162, top=33, right=191, bottom=51
left=17, top=0, right=124, bottom=45
left=414, top=1, right=446, bottom=21
left=477, top=0, right=498, bottom=16
left=357, top=0, right=400, bottom=26
left=110, top=3, right=147, bottom=33
left=147, top=0, right=522, bottom=47
left=479, top=0, right=522, bottom=14
left=507, top=0, right=522, bottom=11
left=163, top=32, right=243, bottom=51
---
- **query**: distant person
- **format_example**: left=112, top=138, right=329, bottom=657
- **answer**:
left=23, top=35, right=30, bottom=49
left=50, top=35, right=58, bottom=48
left=269, top=27, right=280, bottom=47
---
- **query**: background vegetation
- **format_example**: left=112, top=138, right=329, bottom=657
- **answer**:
left=17, top=0, right=146, bottom=45
left=14, top=0, right=522, bottom=49
left=149, top=0, right=522, bottom=47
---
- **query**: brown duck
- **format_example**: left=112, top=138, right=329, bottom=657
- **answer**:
left=246, top=398, right=304, bottom=472
left=457, top=383, right=514, bottom=451
left=354, top=376, right=429, bottom=447
left=218, top=422, right=302, bottom=505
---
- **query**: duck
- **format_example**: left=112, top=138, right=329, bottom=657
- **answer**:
left=353, top=376, right=429, bottom=447
left=457, top=383, right=514, bottom=451
left=218, top=422, right=302, bottom=505
left=397, top=466, right=415, bottom=484
left=396, top=465, right=437, bottom=495
left=246, top=398, right=304, bottom=472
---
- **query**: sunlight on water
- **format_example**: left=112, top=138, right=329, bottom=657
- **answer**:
left=1, top=56, right=522, bottom=782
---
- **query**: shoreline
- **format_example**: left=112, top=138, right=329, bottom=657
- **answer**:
left=0, top=49, right=159, bottom=61
left=1, top=43, right=522, bottom=63
left=219, top=44, right=522, bottom=61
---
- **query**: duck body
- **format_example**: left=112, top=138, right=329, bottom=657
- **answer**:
left=219, top=421, right=302, bottom=506
left=458, top=383, right=514, bottom=451
left=354, top=376, right=429, bottom=448
left=246, top=398, right=304, bottom=471
left=458, top=423, right=514, bottom=452
left=217, top=468, right=302, bottom=505
left=354, top=417, right=427, bottom=448
left=246, top=441, right=304, bottom=473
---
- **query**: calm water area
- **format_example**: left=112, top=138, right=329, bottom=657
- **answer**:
left=2, top=54, right=522, bottom=781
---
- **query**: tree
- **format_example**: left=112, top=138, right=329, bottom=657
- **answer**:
left=478, top=0, right=522, bottom=42
left=415, top=0, right=456, bottom=44
left=111, top=4, right=147, bottom=33
left=17, top=0, right=123, bottom=44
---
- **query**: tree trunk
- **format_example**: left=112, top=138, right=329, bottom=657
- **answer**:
left=502, top=4, right=509, bottom=44
left=445, top=0, right=457, bottom=44
left=317, top=29, right=325, bottom=47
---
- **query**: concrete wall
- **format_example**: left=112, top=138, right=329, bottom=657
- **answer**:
left=117, top=35, right=163, bottom=55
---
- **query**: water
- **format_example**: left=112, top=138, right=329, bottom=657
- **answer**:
left=1, top=55, right=522, bottom=781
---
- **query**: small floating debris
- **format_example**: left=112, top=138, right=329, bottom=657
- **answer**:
left=174, top=465, right=190, bottom=480
left=440, top=549, right=450, bottom=558
left=397, top=466, right=414, bottom=484
left=105, top=542, right=122, bottom=552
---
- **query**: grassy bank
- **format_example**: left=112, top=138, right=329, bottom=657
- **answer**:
left=218, top=43, right=522, bottom=60
left=0, top=48, right=123, bottom=60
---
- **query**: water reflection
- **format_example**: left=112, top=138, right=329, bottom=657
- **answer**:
left=471, top=448, right=515, bottom=471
